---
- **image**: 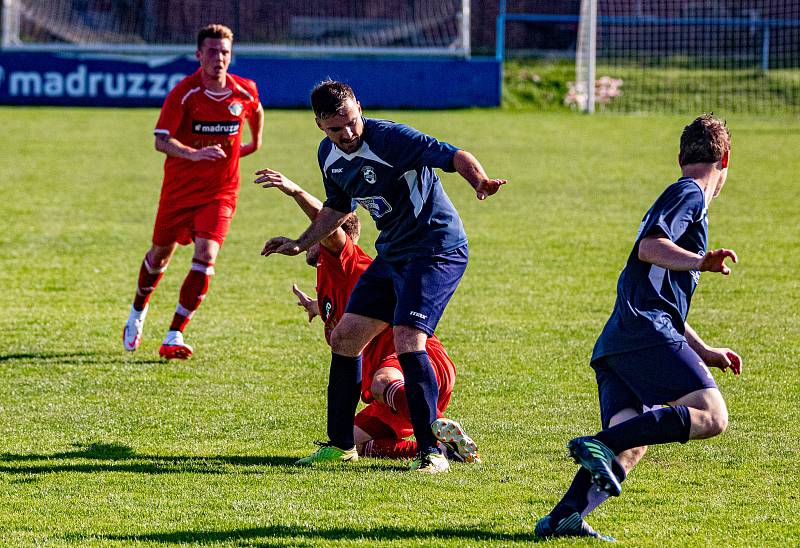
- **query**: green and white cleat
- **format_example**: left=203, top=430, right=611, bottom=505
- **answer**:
left=410, top=449, right=450, bottom=474
left=295, top=442, right=358, bottom=465
left=432, top=418, right=481, bottom=463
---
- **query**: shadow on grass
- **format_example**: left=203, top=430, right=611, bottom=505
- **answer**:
left=70, top=524, right=540, bottom=544
left=0, top=351, right=163, bottom=365
left=0, top=442, right=306, bottom=475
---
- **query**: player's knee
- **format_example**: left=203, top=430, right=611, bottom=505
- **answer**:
left=393, top=325, right=427, bottom=353
left=330, top=325, right=359, bottom=355
left=371, top=377, right=388, bottom=403
left=707, top=407, right=729, bottom=437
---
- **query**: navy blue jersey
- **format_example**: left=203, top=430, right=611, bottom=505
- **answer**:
left=592, top=177, right=709, bottom=361
left=319, top=118, right=466, bottom=261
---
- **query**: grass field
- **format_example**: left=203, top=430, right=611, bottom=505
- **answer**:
left=503, top=59, right=800, bottom=115
left=1, top=107, right=799, bottom=546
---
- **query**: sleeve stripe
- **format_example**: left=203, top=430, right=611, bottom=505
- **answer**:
left=235, top=83, right=254, bottom=101
left=180, top=86, right=201, bottom=105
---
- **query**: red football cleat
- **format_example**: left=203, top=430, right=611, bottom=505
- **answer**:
left=159, top=330, right=193, bottom=360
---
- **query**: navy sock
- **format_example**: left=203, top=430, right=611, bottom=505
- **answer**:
left=551, top=460, right=627, bottom=522
left=398, top=351, right=439, bottom=452
left=326, top=353, right=362, bottom=449
left=582, top=459, right=626, bottom=517
left=594, top=405, right=691, bottom=455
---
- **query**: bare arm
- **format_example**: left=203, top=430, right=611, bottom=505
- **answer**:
left=254, top=168, right=348, bottom=253
left=262, top=206, right=350, bottom=257
left=240, top=103, right=265, bottom=157
left=638, top=235, right=738, bottom=274
left=684, top=322, right=742, bottom=375
left=452, top=149, right=507, bottom=200
left=154, top=133, right=227, bottom=161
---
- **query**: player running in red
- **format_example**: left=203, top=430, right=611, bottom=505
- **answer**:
left=255, top=168, right=480, bottom=465
left=123, top=24, right=264, bottom=359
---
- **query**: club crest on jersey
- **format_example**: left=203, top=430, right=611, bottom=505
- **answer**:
left=361, top=165, right=377, bottom=184
left=228, top=101, right=243, bottom=116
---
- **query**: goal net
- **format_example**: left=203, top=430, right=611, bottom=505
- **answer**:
left=575, top=0, right=800, bottom=115
left=2, top=0, right=470, bottom=57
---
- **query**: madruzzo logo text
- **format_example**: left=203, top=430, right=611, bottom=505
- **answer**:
left=0, top=64, right=185, bottom=99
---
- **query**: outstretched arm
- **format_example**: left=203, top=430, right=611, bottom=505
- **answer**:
left=638, top=235, right=738, bottom=274
left=684, top=322, right=742, bottom=375
left=262, top=206, right=350, bottom=257
left=154, top=133, right=227, bottom=161
left=255, top=168, right=347, bottom=253
left=453, top=150, right=507, bottom=200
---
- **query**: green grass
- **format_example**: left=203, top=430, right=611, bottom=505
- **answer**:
left=503, top=59, right=800, bottom=115
left=1, top=107, right=799, bottom=546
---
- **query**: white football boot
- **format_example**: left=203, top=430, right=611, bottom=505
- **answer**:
left=122, top=304, right=148, bottom=352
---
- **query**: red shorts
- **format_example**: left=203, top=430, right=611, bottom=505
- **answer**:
left=152, top=199, right=236, bottom=246
left=354, top=339, right=456, bottom=440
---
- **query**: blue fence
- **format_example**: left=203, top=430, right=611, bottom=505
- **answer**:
left=0, top=52, right=501, bottom=108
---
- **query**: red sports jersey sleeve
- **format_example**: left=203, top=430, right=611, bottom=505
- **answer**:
left=154, top=70, right=261, bottom=210
left=154, top=82, right=185, bottom=139
left=316, top=237, right=374, bottom=344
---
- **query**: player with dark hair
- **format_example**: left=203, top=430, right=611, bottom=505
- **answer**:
left=255, top=169, right=480, bottom=464
left=535, top=114, right=742, bottom=540
left=262, top=80, right=506, bottom=473
left=122, top=24, right=264, bottom=359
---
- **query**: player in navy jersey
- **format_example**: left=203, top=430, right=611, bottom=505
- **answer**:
left=262, top=80, right=506, bottom=473
left=535, top=114, right=742, bottom=541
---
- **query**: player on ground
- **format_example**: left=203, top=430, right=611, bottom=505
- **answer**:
left=535, top=114, right=742, bottom=541
left=122, top=24, right=264, bottom=359
left=262, top=81, right=506, bottom=473
left=255, top=169, right=480, bottom=464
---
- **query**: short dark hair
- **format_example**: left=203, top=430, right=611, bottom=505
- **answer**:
left=197, top=24, right=233, bottom=50
left=340, top=213, right=361, bottom=244
left=311, top=80, right=356, bottom=119
left=679, top=114, right=730, bottom=166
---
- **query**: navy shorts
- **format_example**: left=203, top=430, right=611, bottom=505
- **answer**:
left=591, top=341, right=718, bottom=428
left=345, top=244, right=468, bottom=335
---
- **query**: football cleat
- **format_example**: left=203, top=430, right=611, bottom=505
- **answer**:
left=534, top=512, right=616, bottom=542
left=410, top=449, right=450, bottom=474
left=122, top=304, right=148, bottom=352
left=568, top=436, right=622, bottom=497
left=295, top=442, right=358, bottom=465
left=432, top=418, right=481, bottom=463
left=158, top=330, right=193, bottom=360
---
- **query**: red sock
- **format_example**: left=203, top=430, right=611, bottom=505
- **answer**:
left=361, top=438, right=418, bottom=459
left=133, top=252, right=166, bottom=311
left=384, top=379, right=444, bottom=420
left=383, top=379, right=411, bottom=419
left=169, top=259, right=213, bottom=332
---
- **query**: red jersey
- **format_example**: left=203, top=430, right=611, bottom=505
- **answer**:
left=316, top=236, right=376, bottom=345
left=154, top=69, right=260, bottom=209
left=316, top=237, right=450, bottom=401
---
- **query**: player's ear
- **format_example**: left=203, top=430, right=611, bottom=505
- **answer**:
left=195, top=48, right=202, bottom=62
left=356, top=101, right=362, bottom=114
left=721, top=149, right=729, bottom=169
left=315, top=117, right=324, bottom=131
